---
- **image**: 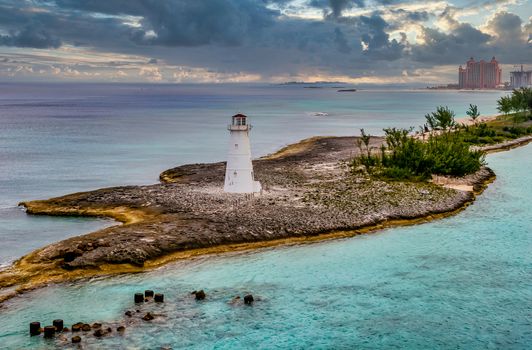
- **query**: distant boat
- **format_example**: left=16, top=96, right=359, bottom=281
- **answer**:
left=337, top=88, right=357, bottom=92
left=314, top=112, right=329, bottom=117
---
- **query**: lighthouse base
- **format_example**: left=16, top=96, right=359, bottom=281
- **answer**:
left=223, top=180, right=262, bottom=194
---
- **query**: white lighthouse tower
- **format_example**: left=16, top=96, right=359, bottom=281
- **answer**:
left=224, top=114, right=262, bottom=193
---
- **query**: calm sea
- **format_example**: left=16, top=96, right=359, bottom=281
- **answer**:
left=0, top=140, right=530, bottom=349
left=0, top=83, right=508, bottom=266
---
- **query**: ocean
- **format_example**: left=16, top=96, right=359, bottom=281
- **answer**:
left=3, top=82, right=529, bottom=348
left=0, top=83, right=507, bottom=266
left=0, top=140, right=530, bottom=349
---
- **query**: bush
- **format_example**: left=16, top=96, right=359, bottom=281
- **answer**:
left=426, top=135, right=485, bottom=176
left=352, top=127, right=485, bottom=180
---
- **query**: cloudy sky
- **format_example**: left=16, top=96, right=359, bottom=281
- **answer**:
left=0, top=0, right=530, bottom=84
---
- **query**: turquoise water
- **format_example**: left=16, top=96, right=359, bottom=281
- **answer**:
left=0, top=144, right=530, bottom=349
left=0, top=83, right=508, bottom=265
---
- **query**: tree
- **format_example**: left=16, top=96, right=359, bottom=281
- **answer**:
left=497, top=96, right=512, bottom=115
left=510, top=89, right=525, bottom=114
left=466, top=104, right=480, bottom=124
left=424, top=106, right=456, bottom=132
left=520, top=87, right=532, bottom=116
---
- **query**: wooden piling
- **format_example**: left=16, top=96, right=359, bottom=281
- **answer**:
left=53, top=319, right=63, bottom=331
left=195, top=290, right=206, bottom=300
left=29, top=322, right=41, bottom=336
left=43, top=326, right=56, bottom=338
left=244, top=294, right=254, bottom=305
left=134, top=293, right=144, bottom=303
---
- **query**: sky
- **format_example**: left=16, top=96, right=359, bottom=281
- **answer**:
left=0, top=0, right=530, bottom=84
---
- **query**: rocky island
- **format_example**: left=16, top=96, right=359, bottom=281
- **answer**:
left=0, top=134, right=508, bottom=304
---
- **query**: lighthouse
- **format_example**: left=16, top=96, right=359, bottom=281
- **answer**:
left=224, top=114, right=262, bottom=193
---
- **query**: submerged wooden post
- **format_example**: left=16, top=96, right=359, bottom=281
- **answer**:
left=154, top=293, right=164, bottom=302
left=29, top=322, right=41, bottom=336
left=43, top=326, right=56, bottom=338
left=194, top=290, right=206, bottom=300
left=53, top=319, right=64, bottom=331
left=134, top=293, right=144, bottom=303
left=244, top=294, right=254, bottom=305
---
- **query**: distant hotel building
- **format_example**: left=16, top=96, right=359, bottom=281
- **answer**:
left=458, top=57, right=502, bottom=89
left=510, top=65, right=532, bottom=88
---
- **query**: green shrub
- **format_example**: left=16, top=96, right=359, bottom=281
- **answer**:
left=351, top=128, right=485, bottom=180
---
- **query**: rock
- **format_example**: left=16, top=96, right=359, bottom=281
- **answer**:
left=62, top=249, right=82, bottom=263
left=13, top=135, right=492, bottom=297
left=29, top=322, right=41, bottom=336
left=244, top=294, right=254, bottom=305
left=93, top=329, right=104, bottom=337
left=125, top=310, right=133, bottom=317
left=106, top=327, right=112, bottom=333
left=62, top=327, right=70, bottom=332
left=142, top=312, right=154, bottom=321
left=117, top=326, right=125, bottom=332
left=229, top=296, right=241, bottom=305
left=92, top=322, right=102, bottom=329
left=71, top=323, right=83, bottom=332
left=81, top=324, right=91, bottom=332
left=194, top=290, right=206, bottom=300
left=71, top=335, right=81, bottom=343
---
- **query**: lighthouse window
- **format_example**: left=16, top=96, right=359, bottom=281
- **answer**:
left=234, top=116, right=246, bottom=126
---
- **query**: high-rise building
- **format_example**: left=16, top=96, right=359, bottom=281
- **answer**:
left=510, top=65, right=532, bottom=88
left=458, top=57, right=502, bottom=89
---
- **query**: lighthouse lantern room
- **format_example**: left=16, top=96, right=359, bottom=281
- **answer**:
left=224, top=114, right=262, bottom=193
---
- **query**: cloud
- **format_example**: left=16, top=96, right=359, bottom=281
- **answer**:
left=0, top=25, right=61, bottom=48
left=138, top=66, right=162, bottom=81
left=412, top=9, right=530, bottom=65
left=0, top=0, right=530, bottom=84
left=334, top=27, right=352, bottom=53
left=484, top=11, right=524, bottom=41
left=52, top=0, right=279, bottom=47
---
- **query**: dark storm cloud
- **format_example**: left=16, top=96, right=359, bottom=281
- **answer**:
left=0, top=25, right=61, bottom=48
left=309, top=0, right=365, bottom=18
left=412, top=24, right=492, bottom=64
left=0, top=1, right=142, bottom=49
left=412, top=10, right=531, bottom=65
left=334, top=27, right=352, bottom=53
left=0, top=0, right=279, bottom=49
left=54, top=0, right=279, bottom=47
left=351, top=14, right=404, bottom=60
left=389, top=9, right=430, bottom=23
left=0, top=0, right=530, bottom=82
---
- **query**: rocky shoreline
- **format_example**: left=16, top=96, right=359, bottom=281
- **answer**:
left=0, top=136, right=504, bottom=304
